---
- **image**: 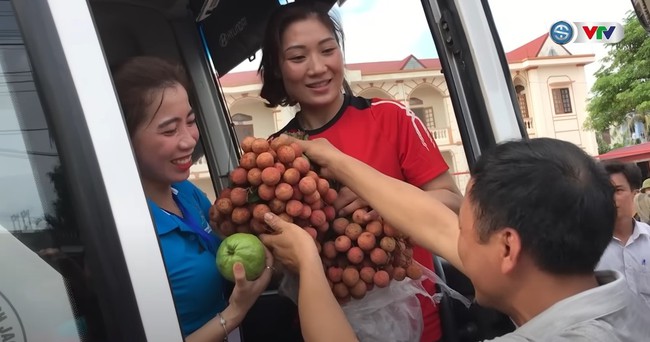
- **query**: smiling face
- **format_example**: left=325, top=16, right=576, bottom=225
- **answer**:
left=279, top=16, right=345, bottom=112
left=131, top=83, right=198, bottom=188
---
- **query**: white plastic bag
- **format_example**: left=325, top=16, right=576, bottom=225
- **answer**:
left=340, top=275, right=426, bottom=341
left=278, top=261, right=470, bottom=341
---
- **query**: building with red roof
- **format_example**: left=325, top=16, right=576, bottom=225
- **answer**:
left=192, top=33, right=597, bottom=194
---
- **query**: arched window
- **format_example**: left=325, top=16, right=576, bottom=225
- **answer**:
left=409, top=98, right=423, bottom=106
left=514, top=82, right=529, bottom=118
left=358, top=87, right=393, bottom=100
left=231, top=113, right=254, bottom=144
left=232, top=113, right=252, bottom=122
left=408, top=97, right=435, bottom=128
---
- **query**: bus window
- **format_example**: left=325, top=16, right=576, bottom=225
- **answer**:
left=202, top=0, right=521, bottom=341
left=0, top=2, right=109, bottom=341
left=189, top=150, right=219, bottom=202
left=217, top=0, right=476, bottom=193
left=88, top=0, right=247, bottom=338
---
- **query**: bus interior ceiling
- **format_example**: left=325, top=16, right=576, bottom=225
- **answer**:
left=89, top=0, right=340, bottom=69
left=89, top=1, right=184, bottom=69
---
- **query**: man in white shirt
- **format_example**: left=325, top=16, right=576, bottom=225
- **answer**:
left=598, top=161, right=650, bottom=307
left=261, top=137, right=650, bottom=341
left=633, top=178, right=650, bottom=223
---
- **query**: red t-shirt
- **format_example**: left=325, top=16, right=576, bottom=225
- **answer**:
left=275, top=94, right=448, bottom=341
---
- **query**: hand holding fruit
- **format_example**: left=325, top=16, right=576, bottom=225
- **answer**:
left=260, top=212, right=320, bottom=273
left=227, top=246, right=274, bottom=313
left=333, top=186, right=379, bottom=222
left=288, top=136, right=344, bottom=170
left=211, top=135, right=423, bottom=303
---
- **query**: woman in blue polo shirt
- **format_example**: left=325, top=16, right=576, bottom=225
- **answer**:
left=112, top=56, right=272, bottom=340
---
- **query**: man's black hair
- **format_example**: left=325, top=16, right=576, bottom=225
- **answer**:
left=469, top=138, right=615, bottom=275
left=602, top=160, right=642, bottom=190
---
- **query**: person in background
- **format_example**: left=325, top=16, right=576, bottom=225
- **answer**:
left=598, top=161, right=650, bottom=307
left=112, top=56, right=273, bottom=341
left=258, top=3, right=462, bottom=340
left=634, top=178, right=650, bottom=223
left=261, top=136, right=650, bottom=341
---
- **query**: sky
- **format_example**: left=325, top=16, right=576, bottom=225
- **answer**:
left=231, top=0, right=635, bottom=93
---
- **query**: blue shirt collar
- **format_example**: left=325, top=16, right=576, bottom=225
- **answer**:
left=148, top=185, right=197, bottom=235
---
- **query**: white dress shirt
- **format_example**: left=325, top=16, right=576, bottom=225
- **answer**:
left=485, top=271, right=650, bottom=341
left=596, top=220, right=650, bottom=307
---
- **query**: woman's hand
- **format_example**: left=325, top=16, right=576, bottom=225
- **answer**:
left=259, top=212, right=321, bottom=273
left=227, top=247, right=274, bottom=312
left=333, top=186, right=380, bottom=221
left=186, top=249, right=274, bottom=342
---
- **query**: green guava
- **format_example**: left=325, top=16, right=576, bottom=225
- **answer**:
left=216, top=233, right=266, bottom=282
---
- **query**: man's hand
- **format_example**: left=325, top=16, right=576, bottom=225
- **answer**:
left=284, top=135, right=344, bottom=170
left=259, top=213, right=321, bottom=273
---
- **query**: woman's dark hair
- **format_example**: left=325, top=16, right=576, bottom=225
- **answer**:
left=258, top=1, right=344, bottom=108
left=112, top=56, right=190, bottom=136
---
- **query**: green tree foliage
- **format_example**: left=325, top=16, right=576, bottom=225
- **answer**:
left=45, top=164, right=77, bottom=232
left=596, top=132, right=612, bottom=154
left=586, top=12, right=650, bottom=133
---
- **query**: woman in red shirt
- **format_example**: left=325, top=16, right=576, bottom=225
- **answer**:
left=259, top=2, right=463, bottom=341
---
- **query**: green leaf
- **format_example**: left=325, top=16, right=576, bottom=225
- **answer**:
left=247, top=187, right=261, bottom=204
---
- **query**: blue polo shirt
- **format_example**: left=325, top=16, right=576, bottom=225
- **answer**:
left=147, top=180, right=225, bottom=336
